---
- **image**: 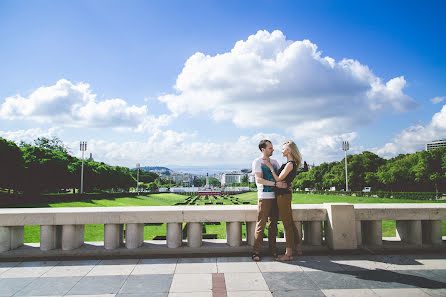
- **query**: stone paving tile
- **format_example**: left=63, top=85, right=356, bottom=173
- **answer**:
left=119, top=274, right=173, bottom=294
left=0, top=277, right=36, bottom=296
left=87, top=259, right=138, bottom=276
left=256, top=260, right=302, bottom=272
left=263, top=272, right=319, bottom=291
left=392, top=270, right=446, bottom=288
left=132, top=258, right=177, bottom=275
left=14, top=276, right=82, bottom=296
left=294, top=256, right=345, bottom=272
left=305, top=271, right=372, bottom=289
left=168, top=293, right=212, bottom=297
left=0, top=261, right=59, bottom=278
left=328, top=255, right=391, bottom=271
left=0, top=261, right=20, bottom=276
left=371, top=288, right=432, bottom=297
left=169, top=273, right=212, bottom=293
left=227, top=291, right=273, bottom=297
left=271, top=290, right=326, bottom=297
left=217, top=261, right=260, bottom=273
left=65, top=295, right=115, bottom=297
left=322, top=288, right=379, bottom=296
left=67, top=275, right=128, bottom=295
left=175, top=261, right=217, bottom=274
left=420, top=288, right=446, bottom=297
left=42, top=260, right=98, bottom=277
left=224, top=272, right=269, bottom=292
left=113, top=293, right=169, bottom=297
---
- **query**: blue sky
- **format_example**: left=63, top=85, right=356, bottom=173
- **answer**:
left=1, top=0, right=445, bottom=172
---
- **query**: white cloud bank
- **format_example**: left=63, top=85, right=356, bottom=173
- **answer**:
left=374, top=104, right=446, bottom=158
left=0, top=79, right=171, bottom=132
left=159, top=30, right=417, bottom=138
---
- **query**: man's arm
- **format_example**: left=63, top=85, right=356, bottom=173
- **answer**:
left=254, top=173, right=287, bottom=188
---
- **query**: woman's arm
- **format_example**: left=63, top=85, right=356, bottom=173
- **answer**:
left=265, top=161, right=293, bottom=182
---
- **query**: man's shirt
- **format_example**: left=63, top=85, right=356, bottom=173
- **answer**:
left=252, top=157, right=279, bottom=199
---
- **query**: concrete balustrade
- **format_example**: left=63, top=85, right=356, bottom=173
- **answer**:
left=0, top=204, right=444, bottom=258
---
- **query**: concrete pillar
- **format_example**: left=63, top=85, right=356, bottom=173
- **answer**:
left=422, top=220, right=442, bottom=245
left=187, top=222, right=202, bottom=248
left=9, top=226, right=24, bottom=250
left=396, top=220, right=422, bottom=246
left=324, top=203, right=357, bottom=250
left=302, top=222, right=309, bottom=244
left=104, top=224, right=121, bottom=250
left=62, top=224, right=85, bottom=251
left=0, top=226, right=25, bottom=252
left=125, top=223, right=144, bottom=249
left=246, top=221, right=256, bottom=246
left=356, top=221, right=362, bottom=246
left=40, top=225, right=62, bottom=251
left=361, top=220, right=382, bottom=246
left=305, top=221, right=322, bottom=246
left=167, top=223, right=182, bottom=248
left=226, top=222, right=242, bottom=247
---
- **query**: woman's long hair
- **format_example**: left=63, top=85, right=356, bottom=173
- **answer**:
left=283, top=140, right=302, bottom=168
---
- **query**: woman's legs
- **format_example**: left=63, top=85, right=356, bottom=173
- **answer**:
left=276, top=193, right=294, bottom=260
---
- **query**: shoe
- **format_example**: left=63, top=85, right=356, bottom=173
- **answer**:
left=251, top=253, right=261, bottom=262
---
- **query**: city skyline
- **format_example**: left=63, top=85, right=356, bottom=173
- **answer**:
left=1, top=1, right=445, bottom=169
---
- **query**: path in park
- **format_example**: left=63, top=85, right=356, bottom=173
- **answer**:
left=0, top=254, right=445, bottom=297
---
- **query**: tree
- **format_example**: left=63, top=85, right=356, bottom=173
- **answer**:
left=0, top=137, right=25, bottom=194
left=33, top=136, right=70, bottom=153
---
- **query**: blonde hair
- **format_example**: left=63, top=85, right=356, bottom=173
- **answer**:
left=283, top=140, right=302, bottom=168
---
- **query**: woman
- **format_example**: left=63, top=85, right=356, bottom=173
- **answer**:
left=264, top=140, right=302, bottom=261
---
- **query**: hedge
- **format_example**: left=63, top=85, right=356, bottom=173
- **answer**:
left=293, top=190, right=442, bottom=200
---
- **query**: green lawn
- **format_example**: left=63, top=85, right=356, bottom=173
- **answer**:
left=14, top=192, right=446, bottom=242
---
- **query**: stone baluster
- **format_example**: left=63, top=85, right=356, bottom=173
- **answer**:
left=361, top=220, right=382, bottom=247
left=0, top=226, right=24, bottom=252
left=421, top=220, right=442, bottom=245
left=226, top=221, right=242, bottom=247
left=125, top=223, right=144, bottom=249
left=246, top=221, right=256, bottom=246
left=187, top=222, right=202, bottom=248
left=40, top=225, right=61, bottom=251
left=62, top=224, right=85, bottom=250
left=104, top=224, right=121, bottom=250
left=396, top=220, right=422, bottom=246
left=167, top=223, right=182, bottom=248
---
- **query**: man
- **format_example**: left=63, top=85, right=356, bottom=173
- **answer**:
left=251, top=139, right=287, bottom=261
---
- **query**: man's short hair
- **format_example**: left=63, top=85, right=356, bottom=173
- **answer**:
left=258, top=139, right=271, bottom=151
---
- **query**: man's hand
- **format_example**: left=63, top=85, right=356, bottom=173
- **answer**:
left=276, top=181, right=287, bottom=189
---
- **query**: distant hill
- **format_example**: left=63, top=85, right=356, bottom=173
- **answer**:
left=140, top=166, right=170, bottom=171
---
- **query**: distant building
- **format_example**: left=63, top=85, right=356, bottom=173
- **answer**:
left=426, top=139, right=446, bottom=151
left=221, top=171, right=253, bottom=185
left=87, top=153, right=94, bottom=161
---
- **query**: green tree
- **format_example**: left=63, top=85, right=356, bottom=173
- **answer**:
left=0, top=137, right=25, bottom=194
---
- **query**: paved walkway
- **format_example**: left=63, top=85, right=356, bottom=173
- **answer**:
left=0, top=254, right=445, bottom=297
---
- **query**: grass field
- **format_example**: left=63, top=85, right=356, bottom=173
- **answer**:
left=15, top=192, right=446, bottom=243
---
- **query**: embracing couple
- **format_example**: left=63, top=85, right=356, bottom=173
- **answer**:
left=251, top=139, right=302, bottom=262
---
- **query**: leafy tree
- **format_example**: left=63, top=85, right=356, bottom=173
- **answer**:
left=33, top=136, right=70, bottom=153
left=0, top=137, right=25, bottom=194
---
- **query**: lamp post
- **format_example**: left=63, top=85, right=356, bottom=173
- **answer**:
left=136, top=163, right=140, bottom=195
left=342, top=140, right=349, bottom=191
left=80, top=141, right=87, bottom=194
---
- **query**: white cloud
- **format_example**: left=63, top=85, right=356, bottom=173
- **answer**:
left=158, top=30, right=417, bottom=138
left=0, top=127, right=62, bottom=144
left=0, top=79, right=171, bottom=132
left=374, top=104, right=446, bottom=158
left=430, top=96, right=445, bottom=104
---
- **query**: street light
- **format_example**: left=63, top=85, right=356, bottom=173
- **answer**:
left=136, top=163, right=140, bottom=195
left=80, top=141, right=87, bottom=194
left=342, top=140, right=349, bottom=191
